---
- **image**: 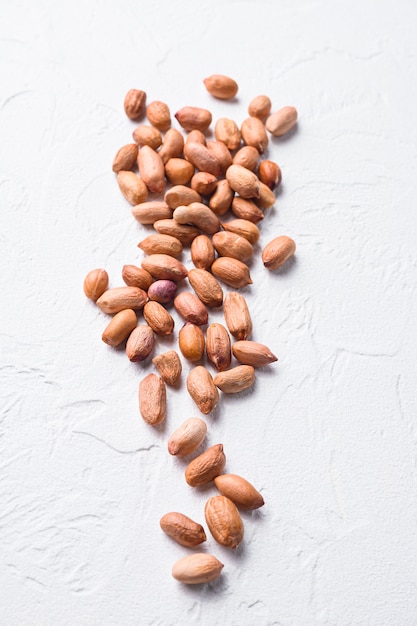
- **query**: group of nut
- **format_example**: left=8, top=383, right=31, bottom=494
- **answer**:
left=83, top=74, right=297, bottom=585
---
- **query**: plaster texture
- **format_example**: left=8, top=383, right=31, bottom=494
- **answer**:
left=1, top=1, right=417, bottom=624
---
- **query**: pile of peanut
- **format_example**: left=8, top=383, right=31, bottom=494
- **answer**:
left=83, top=75, right=297, bottom=585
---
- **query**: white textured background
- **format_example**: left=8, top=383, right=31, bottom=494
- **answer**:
left=1, top=1, right=417, bottom=624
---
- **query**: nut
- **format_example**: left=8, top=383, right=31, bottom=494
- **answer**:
left=214, top=118, right=241, bottom=150
left=240, top=117, right=268, bottom=153
left=160, top=512, right=206, bottom=547
left=209, top=179, right=234, bottom=216
left=190, top=234, right=216, bottom=270
left=258, top=160, right=282, bottom=190
left=211, top=257, right=252, bottom=289
left=187, top=269, right=223, bottom=308
left=226, top=164, right=260, bottom=199
left=141, top=254, right=188, bottom=282
left=96, top=286, right=147, bottom=314
left=152, top=350, right=182, bottom=386
left=158, top=128, right=184, bottom=164
left=173, top=291, right=209, bottom=325
left=131, top=201, right=172, bottom=225
left=138, top=373, right=166, bottom=425
left=143, top=301, right=174, bottom=336
left=138, top=234, right=183, bottom=258
left=185, top=443, right=225, bottom=485
left=124, top=89, right=146, bottom=120
left=173, top=203, right=221, bottom=235
left=206, top=140, right=233, bottom=174
left=172, top=553, right=223, bottom=585
left=262, top=235, right=296, bottom=270
left=153, top=219, right=200, bottom=246
left=186, top=366, right=219, bottom=415
left=137, top=145, right=165, bottom=194
left=126, top=324, right=155, bottom=361
left=147, top=279, right=178, bottom=304
left=212, top=231, right=253, bottom=263
left=186, top=129, right=206, bottom=145
left=168, top=417, right=208, bottom=456
left=175, top=106, right=212, bottom=132
left=164, top=158, right=194, bottom=185
left=265, top=106, right=298, bottom=136
left=203, top=74, right=238, bottom=100
left=205, top=323, right=231, bottom=372
left=213, top=365, right=255, bottom=393
left=256, top=181, right=276, bottom=209
left=83, top=268, right=109, bottom=301
left=223, top=292, right=252, bottom=340
left=164, top=185, right=202, bottom=209
left=221, top=218, right=260, bottom=245
left=122, top=264, right=154, bottom=290
left=231, top=196, right=264, bottom=223
left=190, top=172, right=217, bottom=195
left=204, top=495, right=244, bottom=549
left=132, top=125, right=162, bottom=150
left=183, top=142, right=222, bottom=177
left=117, top=171, right=147, bottom=205
left=232, top=340, right=278, bottom=367
left=214, top=474, right=264, bottom=510
left=146, top=100, right=171, bottom=131
left=101, top=309, right=137, bottom=347
left=179, top=322, right=205, bottom=362
left=248, top=95, right=271, bottom=120
left=112, top=143, right=138, bottom=173
left=232, top=145, right=260, bottom=171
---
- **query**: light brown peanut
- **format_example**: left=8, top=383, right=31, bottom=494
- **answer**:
left=187, top=269, right=223, bottom=308
left=131, top=201, right=172, bottom=225
left=152, top=350, right=182, bottom=386
left=158, top=128, right=184, bottom=164
left=141, top=254, right=188, bottom=282
left=206, top=323, right=231, bottom=372
left=146, top=100, right=171, bottom=131
left=101, top=309, right=137, bottom=347
left=124, top=89, right=146, bottom=120
left=223, top=292, right=252, bottom=340
left=137, top=145, right=165, bottom=194
left=212, top=231, right=253, bottom=263
left=153, top=219, right=201, bottom=246
left=172, top=553, right=223, bottom=585
left=258, top=160, right=282, bottom=189
left=83, top=268, right=109, bottom=301
left=164, top=158, right=194, bottom=185
left=203, top=74, right=238, bottom=100
left=214, top=118, right=241, bottom=151
left=173, top=203, right=220, bottom=235
left=132, top=125, right=162, bottom=149
left=173, top=291, right=209, bottom=326
left=248, top=95, right=271, bottom=119
left=175, top=106, right=212, bottom=132
left=226, top=164, right=260, bottom=199
left=262, top=235, right=296, bottom=270
left=179, top=322, right=205, bottom=362
left=138, top=233, right=183, bottom=258
left=96, top=286, right=147, bottom=314
left=206, top=140, right=233, bottom=173
left=204, top=496, right=244, bottom=549
left=186, top=366, right=219, bottom=415
left=213, top=365, right=255, bottom=393
left=231, top=196, right=264, bottom=223
left=190, top=172, right=217, bottom=195
left=126, top=324, right=155, bottom=361
left=232, top=340, right=278, bottom=367
left=221, top=218, right=260, bottom=245
left=190, top=234, right=216, bottom=270
left=266, top=106, right=298, bottom=136
left=240, top=117, right=268, bottom=153
left=183, top=142, right=222, bottom=177
left=117, top=171, right=147, bottom=205
left=185, top=443, right=225, bottom=485
left=232, top=145, right=260, bottom=171
left=164, top=185, right=202, bottom=209
left=211, top=257, right=252, bottom=289
left=139, top=373, right=166, bottom=425
left=209, top=179, right=234, bottom=216
left=168, top=417, right=207, bottom=456
left=143, top=301, right=174, bottom=336
left=122, top=264, right=154, bottom=290
left=214, top=474, right=264, bottom=510
left=112, top=143, right=138, bottom=173
left=160, top=512, right=206, bottom=547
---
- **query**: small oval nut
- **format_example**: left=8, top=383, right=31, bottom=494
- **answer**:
left=187, top=269, right=223, bottom=308
left=203, top=74, right=238, bottom=100
left=146, top=100, right=171, bottom=131
left=132, top=125, right=163, bottom=150
left=131, top=201, right=172, bottom=225
left=117, top=171, right=147, bottom=205
left=122, top=265, right=154, bottom=290
left=186, top=366, right=219, bottom=415
left=214, top=474, right=264, bottom=510
left=124, top=89, right=146, bottom=120
left=232, top=145, right=260, bottom=171
left=212, top=231, right=253, bottom=263
left=138, top=234, right=183, bottom=258
left=262, top=235, right=296, bottom=270
left=168, top=417, right=208, bottom=456
left=126, top=324, right=155, bottom=361
left=179, top=322, right=205, bottom=362
left=158, top=128, right=184, bottom=164
left=190, top=234, right=216, bottom=270
left=185, top=443, right=225, bottom=486
left=232, top=340, right=278, bottom=367
left=223, top=292, right=252, bottom=340
left=248, top=95, right=272, bottom=120
left=231, top=197, right=264, bottom=224
left=221, top=219, right=260, bottom=245
left=160, top=512, right=206, bottom=547
left=153, top=220, right=201, bottom=246
left=152, top=350, right=182, bottom=386
left=143, top=301, right=174, bottom=336
left=83, top=268, right=109, bottom=301
left=190, top=172, right=217, bottom=196
left=101, top=309, right=137, bottom=347
left=139, top=373, right=166, bottom=425
left=226, top=164, right=260, bottom=199
left=173, top=291, right=209, bottom=326
left=164, top=158, right=194, bottom=186
left=214, top=118, right=241, bottom=151
left=164, top=185, right=202, bottom=209
left=213, top=365, right=255, bottom=394
left=141, top=254, right=188, bottom=282
left=175, top=107, right=212, bottom=132
left=209, top=179, right=234, bottom=216
left=206, top=323, right=231, bottom=372
left=96, top=287, right=148, bottom=314
left=258, top=160, right=282, bottom=190
left=240, top=117, right=268, bottom=153
left=204, top=496, right=244, bottom=549
left=183, top=142, right=222, bottom=177
left=173, top=203, right=221, bottom=235
left=211, top=257, right=252, bottom=289
left=172, top=553, right=224, bottom=585
left=266, top=106, right=298, bottom=137
left=138, top=145, right=165, bottom=194
left=256, top=181, right=276, bottom=209
left=112, top=143, right=138, bottom=173
left=147, top=279, right=178, bottom=304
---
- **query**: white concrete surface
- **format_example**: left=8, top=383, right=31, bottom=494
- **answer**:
left=1, top=1, right=417, bottom=624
